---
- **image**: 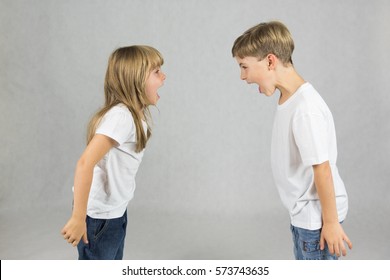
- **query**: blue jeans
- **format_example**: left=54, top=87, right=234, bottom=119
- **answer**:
left=77, top=210, right=127, bottom=260
left=290, top=224, right=338, bottom=260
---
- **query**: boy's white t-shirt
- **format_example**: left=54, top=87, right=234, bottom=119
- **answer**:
left=86, top=104, right=147, bottom=219
left=271, top=82, right=348, bottom=230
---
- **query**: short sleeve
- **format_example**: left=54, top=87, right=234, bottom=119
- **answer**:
left=96, top=109, right=134, bottom=145
left=292, top=113, right=329, bottom=166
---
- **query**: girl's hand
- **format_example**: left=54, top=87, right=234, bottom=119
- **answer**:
left=61, top=216, right=88, bottom=247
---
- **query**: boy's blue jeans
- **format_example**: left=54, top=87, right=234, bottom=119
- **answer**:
left=290, top=224, right=338, bottom=260
left=77, top=210, right=127, bottom=260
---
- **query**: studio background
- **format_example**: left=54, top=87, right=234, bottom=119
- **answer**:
left=1, top=0, right=389, bottom=259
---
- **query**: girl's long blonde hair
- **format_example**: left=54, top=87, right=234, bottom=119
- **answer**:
left=87, top=45, right=164, bottom=152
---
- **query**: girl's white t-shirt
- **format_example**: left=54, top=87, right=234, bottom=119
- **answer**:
left=86, top=104, right=147, bottom=219
left=271, top=83, right=348, bottom=230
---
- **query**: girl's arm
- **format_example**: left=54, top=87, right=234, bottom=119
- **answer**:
left=313, top=161, right=352, bottom=257
left=61, top=134, right=116, bottom=247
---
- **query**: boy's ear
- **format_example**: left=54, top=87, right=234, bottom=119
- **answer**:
left=267, top=54, right=277, bottom=70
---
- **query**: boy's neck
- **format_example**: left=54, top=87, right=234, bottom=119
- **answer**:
left=276, top=67, right=305, bottom=105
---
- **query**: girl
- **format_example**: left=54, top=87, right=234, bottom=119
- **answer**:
left=61, top=45, right=166, bottom=260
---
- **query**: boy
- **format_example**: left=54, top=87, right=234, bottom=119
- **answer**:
left=232, top=21, right=352, bottom=260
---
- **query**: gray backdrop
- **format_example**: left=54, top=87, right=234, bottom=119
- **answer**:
left=1, top=0, right=389, bottom=259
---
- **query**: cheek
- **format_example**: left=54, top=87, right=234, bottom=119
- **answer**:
left=258, top=71, right=272, bottom=84
left=145, top=86, right=151, bottom=96
left=149, top=79, right=158, bottom=89
left=145, top=81, right=155, bottom=92
left=251, top=74, right=264, bottom=84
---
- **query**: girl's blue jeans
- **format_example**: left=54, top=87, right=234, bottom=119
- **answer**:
left=290, top=224, right=338, bottom=260
left=77, top=210, right=127, bottom=260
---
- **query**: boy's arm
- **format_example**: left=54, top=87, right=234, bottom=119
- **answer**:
left=61, top=134, right=116, bottom=247
left=313, top=161, right=353, bottom=257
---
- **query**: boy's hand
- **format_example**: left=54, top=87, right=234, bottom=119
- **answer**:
left=61, top=217, right=88, bottom=247
left=320, top=222, right=352, bottom=257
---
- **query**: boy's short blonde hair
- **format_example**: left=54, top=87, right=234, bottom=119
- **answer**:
left=232, top=21, right=294, bottom=65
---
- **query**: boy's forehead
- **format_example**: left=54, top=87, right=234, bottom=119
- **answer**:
left=235, top=56, right=258, bottom=64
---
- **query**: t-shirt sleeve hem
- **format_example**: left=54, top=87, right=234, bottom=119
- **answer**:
left=94, top=132, right=121, bottom=146
left=302, top=155, right=329, bottom=166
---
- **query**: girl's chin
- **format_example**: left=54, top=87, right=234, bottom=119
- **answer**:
left=147, top=94, right=160, bottom=105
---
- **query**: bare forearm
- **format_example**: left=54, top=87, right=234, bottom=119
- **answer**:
left=312, top=161, right=353, bottom=256
left=71, top=160, right=93, bottom=220
left=313, top=161, right=338, bottom=224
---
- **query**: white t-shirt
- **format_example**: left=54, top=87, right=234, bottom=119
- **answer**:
left=86, top=104, right=147, bottom=219
left=271, top=82, right=348, bottom=230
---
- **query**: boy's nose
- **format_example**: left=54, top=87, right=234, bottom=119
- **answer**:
left=240, top=69, right=246, bottom=80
